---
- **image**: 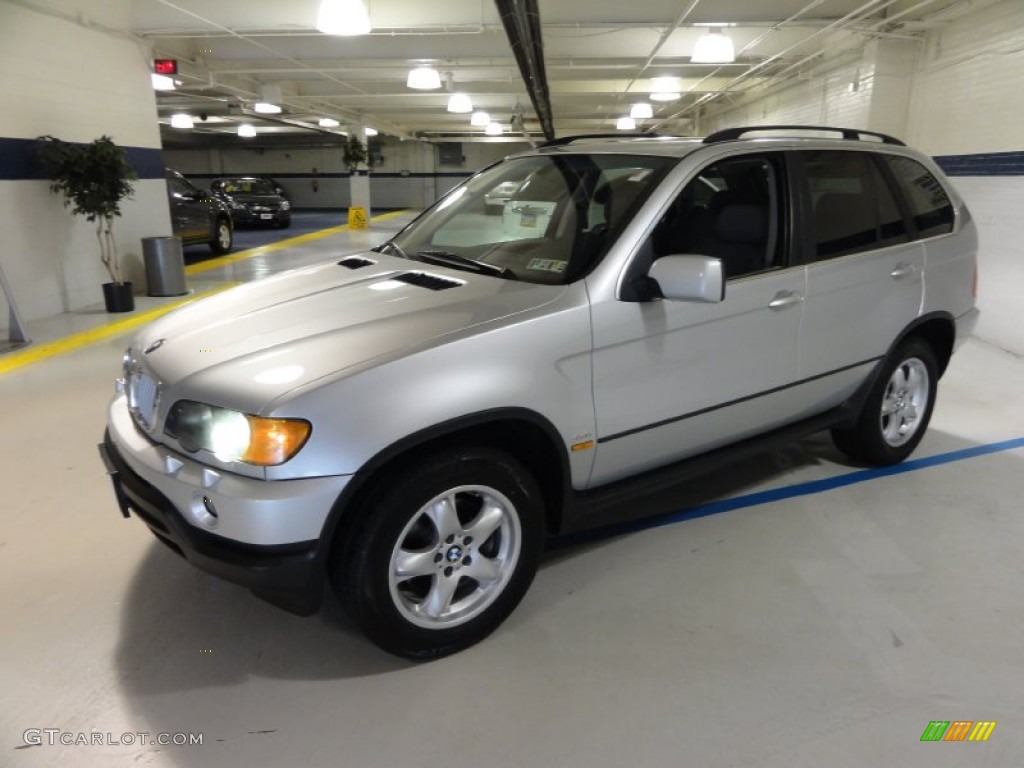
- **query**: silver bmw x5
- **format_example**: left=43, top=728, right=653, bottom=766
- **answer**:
left=101, top=126, right=979, bottom=658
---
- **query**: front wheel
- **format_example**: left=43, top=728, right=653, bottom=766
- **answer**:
left=334, top=448, right=543, bottom=659
left=832, top=337, right=938, bottom=465
left=209, top=217, right=233, bottom=255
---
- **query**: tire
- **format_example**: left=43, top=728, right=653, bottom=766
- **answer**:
left=209, top=217, right=233, bottom=255
left=831, top=337, right=938, bottom=465
left=334, top=447, right=543, bottom=659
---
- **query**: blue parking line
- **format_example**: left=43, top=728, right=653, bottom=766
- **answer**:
left=550, top=436, right=1024, bottom=549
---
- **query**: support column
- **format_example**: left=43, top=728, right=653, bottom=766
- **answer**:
left=865, top=38, right=918, bottom=139
left=348, top=124, right=372, bottom=224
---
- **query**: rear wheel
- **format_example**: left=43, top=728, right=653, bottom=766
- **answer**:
left=209, top=217, right=233, bottom=255
left=334, top=448, right=543, bottom=659
left=832, top=337, right=938, bottom=465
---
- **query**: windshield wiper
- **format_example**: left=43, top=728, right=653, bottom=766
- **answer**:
left=374, top=240, right=409, bottom=260
left=414, top=250, right=515, bottom=279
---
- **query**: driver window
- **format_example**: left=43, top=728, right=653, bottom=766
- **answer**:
left=651, top=154, right=784, bottom=280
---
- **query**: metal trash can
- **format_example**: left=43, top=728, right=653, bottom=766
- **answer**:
left=142, top=236, right=188, bottom=297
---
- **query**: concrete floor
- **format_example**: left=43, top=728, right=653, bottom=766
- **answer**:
left=2, top=216, right=1023, bottom=767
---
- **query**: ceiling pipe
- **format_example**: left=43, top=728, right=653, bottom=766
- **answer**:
left=495, top=0, right=555, bottom=142
left=602, top=0, right=701, bottom=123
left=649, top=0, right=903, bottom=131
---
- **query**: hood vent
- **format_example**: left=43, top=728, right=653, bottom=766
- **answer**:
left=338, top=256, right=376, bottom=269
left=393, top=272, right=464, bottom=291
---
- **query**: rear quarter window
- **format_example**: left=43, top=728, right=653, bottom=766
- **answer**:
left=881, top=155, right=955, bottom=239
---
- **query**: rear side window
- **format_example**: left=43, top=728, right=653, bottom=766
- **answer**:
left=880, top=155, right=955, bottom=238
left=801, top=150, right=910, bottom=260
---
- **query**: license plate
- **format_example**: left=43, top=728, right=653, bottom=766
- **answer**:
left=129, top=371, right=158, bottom=430
left=260, top=213, right=273, bottom=220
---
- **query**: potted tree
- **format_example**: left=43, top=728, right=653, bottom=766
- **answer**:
left=37, top=135, right=138, bottom=312
left=343, top=135, right=369, bottom=174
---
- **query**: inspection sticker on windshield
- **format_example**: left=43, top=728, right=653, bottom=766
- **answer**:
left=520, top=213, right=537, bottom=228
left=526, top=258, right=567, bottom=273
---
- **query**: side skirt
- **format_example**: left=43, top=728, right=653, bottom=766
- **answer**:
left=557, top=364, right=882, bottom=535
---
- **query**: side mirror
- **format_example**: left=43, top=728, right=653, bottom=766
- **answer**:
left=648, top=255, right=724, bottom=303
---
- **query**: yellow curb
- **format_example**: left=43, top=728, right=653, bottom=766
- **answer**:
left=0, top=284, right=238, bottom=376
left=185, top=209, right=410, bottom=276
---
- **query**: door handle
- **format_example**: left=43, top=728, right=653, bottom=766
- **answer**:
left=768, top=290, right=803, bottom=311
left=890, top=262, right=914, bottom=279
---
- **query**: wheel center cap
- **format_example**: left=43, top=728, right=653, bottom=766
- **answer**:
left=446, top=545, right=464, bottom=563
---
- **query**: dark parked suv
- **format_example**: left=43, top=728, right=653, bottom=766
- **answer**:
left=210, top=177, right=291, bottom=228
left=165, top=168, right=233, bottom=254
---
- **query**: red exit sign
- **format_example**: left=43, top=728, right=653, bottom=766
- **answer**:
left=153, top=59, right=177, bottom=75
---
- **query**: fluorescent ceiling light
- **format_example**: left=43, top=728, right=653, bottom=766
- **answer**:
left=238, top=124, right=256, bottom=138
left=407, top=66, right=441, bottom=90
left=630, top=102, right=653, bottom=119
left=470, top=110, right=490, bottom=127
left=691, top=28, right=735, bottom=64
left=170, top=113, right=194, bottom=129
left=316, top=0, right=371, bottom=36
left=253, top=102, right=282, bottom=114
left=616, top=116, right=636, bottom=131
left=447, top=92, right=473, bottom=114
left=318, top=117, right=340, bottom=128
left=364, top=127, right=378, bottom=137
left=650, top=77, right=681, bottom=102
left=151, top=73, right=175, bottom=91
left=485, top=122, right=503, bottom=136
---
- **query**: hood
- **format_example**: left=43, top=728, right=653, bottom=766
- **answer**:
left=133, top=253, right=566, bottom=414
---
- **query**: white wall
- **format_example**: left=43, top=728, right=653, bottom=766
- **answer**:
left=0, top=0, right=171, bottom=325
left=701, top=0, right=1024, bottom=356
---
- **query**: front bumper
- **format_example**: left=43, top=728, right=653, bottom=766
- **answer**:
left=101, top=397, right=351, bottom=614
left=233, top=209, right=289, bottom=226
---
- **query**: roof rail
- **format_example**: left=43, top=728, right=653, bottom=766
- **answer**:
left=703, top=125, right=905, bottom=146
left=541, top=132, right=663, bottom=147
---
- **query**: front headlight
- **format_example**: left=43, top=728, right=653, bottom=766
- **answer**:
left=280, top=200, right=291, bottom=211
left=165, top=400, right=311, bottom=466
left=230, top=201, right=246, bottom=211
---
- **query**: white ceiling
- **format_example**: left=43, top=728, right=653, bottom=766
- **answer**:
left=133, top=0, right=970, bottom=144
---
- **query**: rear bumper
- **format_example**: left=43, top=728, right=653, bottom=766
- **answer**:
left=954, top=306, right=980, bottom=351
left=100, top=431, right=324, bottom=615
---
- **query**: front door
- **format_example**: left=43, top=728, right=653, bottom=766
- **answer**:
left=588, top=152, right=806, bottom=486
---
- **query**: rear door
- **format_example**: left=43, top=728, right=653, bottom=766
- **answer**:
left=793, top=150, right=924, bottom=410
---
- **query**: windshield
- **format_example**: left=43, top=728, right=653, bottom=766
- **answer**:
left=389, top=153, right=674, bottom=284
left=214, top=179, right=278, bottom=195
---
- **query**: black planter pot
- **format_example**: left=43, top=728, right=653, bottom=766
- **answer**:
left=102, top=281, right=135, bottom=313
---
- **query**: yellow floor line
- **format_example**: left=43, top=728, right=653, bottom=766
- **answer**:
left=185, top=209, right=410, bottom=276
left=0, top=210, right=413, bottom=376
left=0, top=284, right=238, bottom=376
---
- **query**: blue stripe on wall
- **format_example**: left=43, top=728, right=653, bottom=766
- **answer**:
left=184, top=171, right=473, bottom=180
left=5, top=135, right=1019, bottom=180
left=0, top=137, right=165, bottom=181
left=933, top=151, right=1024, bottom=176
